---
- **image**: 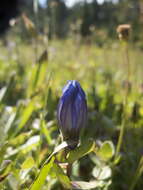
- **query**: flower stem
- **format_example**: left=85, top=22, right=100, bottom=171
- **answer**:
left=115, top=41, right=130, bottom=159
left=67, top=163, right=72, bottom=178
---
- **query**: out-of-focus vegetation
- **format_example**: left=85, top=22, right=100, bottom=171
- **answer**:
left=0, top=0, right=143, bottom=190
left=17, top=0, right=143, bottom=46
left=1, top=0, right=142, bottom=44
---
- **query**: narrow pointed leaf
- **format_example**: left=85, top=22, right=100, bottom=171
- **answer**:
left=30, top=157, right=55, bottom=190
left=67, top=139, right=95, bottom=163
left=71, top=180, right=105, bottom=189
left=53, top=163, right=71, bottom=189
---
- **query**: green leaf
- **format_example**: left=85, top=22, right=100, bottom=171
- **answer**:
left=41, top=119, right=52, bottom=144
left=0, top=87, right=7, bottom=102
left=5, top=112, right=16, bottom=133
left=46, top=141, right=68, bottom=162
left=36, top=63, right=48, bottom=88
left=0, top=143, right=8, bottom=165
left=7, top=104, right=23, bottom=138
left=0, top=173, right=9, bottom=182
left=92, top=166, right=112, bottom=180
left=0, top=125, right=7, bottom=145
left=0, top=74, right=15, bottom=103
left=71, top=180, right=105, bottom=189
left=19, top=135, right=40, bottom=154
left=27, top=65, right=38, bottom=97
left=67, top=139, right=95, bottom=163
left=30, top=157, right=55, bottom=190
left=113, top=154, right=121, bottom=165
left=0, top=160, right=12, bottom=179
left=96, top=141, right=115, bottom=161
left=129, top=156, right=143, bottom=190
left=19, top=101, right=35, bottom=130
left=53, top=163, right=71, bottom=189
left=89, top=154, right=101, bottom=166
left=21, top=157, right=35, bottom=170
left=9, top=132, right=32, bottom=146
left=7, top=174, right=19, bottom=190
left=6, top=136, right=40, bottom=157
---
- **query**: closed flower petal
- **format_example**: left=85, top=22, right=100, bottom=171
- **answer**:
left=57, top=80, right=87, bottom=149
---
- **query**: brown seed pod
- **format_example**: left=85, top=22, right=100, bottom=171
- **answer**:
left=116, top=24, right=131, bottom=41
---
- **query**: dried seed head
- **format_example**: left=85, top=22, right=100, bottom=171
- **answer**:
left=116, top=24, right=131, bottom=41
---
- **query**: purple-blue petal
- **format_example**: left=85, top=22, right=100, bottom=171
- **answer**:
left=57, top=80, right=87, bottom=145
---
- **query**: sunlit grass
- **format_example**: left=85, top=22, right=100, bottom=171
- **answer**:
left=0, top=38, right=143, bottom=190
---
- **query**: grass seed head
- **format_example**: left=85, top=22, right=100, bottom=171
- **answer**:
left=116, top=24, right=131, bottom=41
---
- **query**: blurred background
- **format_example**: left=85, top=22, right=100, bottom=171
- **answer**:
left=0, top=0, right=143, bottom=43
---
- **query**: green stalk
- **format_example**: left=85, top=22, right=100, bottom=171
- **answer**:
left=33, top=0, right=39, bottom=64
left=67, top=163, right=72, bottom=178
left=129, top=156, right=143, bottom=190
left=115, top=41, right=130, bottom=159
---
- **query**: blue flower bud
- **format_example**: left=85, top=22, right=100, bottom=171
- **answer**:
left=57, top=80, right=87, bottom=149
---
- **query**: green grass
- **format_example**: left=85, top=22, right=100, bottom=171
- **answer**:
left=0, top=38, right=143, bottom=190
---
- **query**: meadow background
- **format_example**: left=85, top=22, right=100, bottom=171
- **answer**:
left=0, top=0, right=143, bottom=189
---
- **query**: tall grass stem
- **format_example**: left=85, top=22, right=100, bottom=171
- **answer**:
left=115, top=42, right=130, bottom=159
left=129, top=156, right=143, bottom=190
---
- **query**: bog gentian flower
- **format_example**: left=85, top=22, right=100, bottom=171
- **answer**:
left=57, top=80, right=87, bottom=149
